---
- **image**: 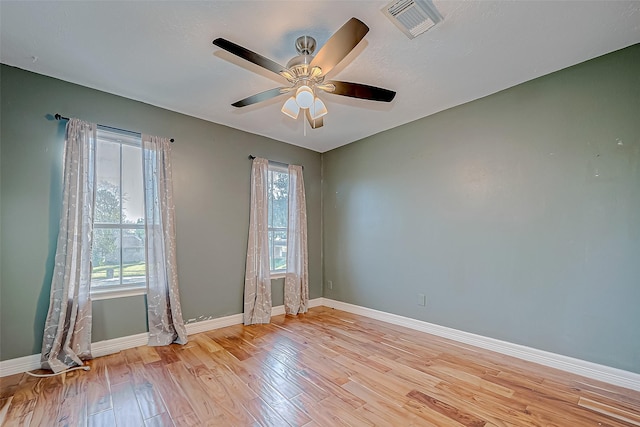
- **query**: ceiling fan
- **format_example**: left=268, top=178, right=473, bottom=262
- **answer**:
left=212, top=17, right=396, bottom=129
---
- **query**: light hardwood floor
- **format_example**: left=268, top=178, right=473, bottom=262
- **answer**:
left=1, top=307, right=639, bottom=426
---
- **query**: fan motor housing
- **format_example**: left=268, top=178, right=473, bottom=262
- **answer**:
left=287, top=36, right=316, bottom=69
left=286, top=54, right=313, bottom=69
left=286, top=36, right=321, bottom=81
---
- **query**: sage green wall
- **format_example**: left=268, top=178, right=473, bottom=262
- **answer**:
left=0, top=65, right=322, bottom=361
left=323, top=44, right=640, bottom=373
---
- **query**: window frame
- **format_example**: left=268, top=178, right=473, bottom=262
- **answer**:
left=267, top=163, right=289, bottom=277
left=90, top=127, right=147, bottom=300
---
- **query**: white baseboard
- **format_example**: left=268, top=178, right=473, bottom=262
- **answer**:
left=91, top=333, right=149, bottom=358
left=321, top=298, right=640, bottom=392
left=3, top=297, right=637, bottom=393
left=185, top=313, right=244, bottom=335
left=186, top=297, right=324, bottom=334
left=0, top=354, right=41, bottom=378
left=0, top=298, right=324, bottom=377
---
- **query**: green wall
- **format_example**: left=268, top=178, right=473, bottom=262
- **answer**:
left=0, top=65, right=322, bottom=360
left=2, top=44, right=639, bottom=374
left=323, top=44, right=640, bottom=373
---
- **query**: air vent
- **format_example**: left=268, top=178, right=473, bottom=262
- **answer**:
left=382, top=0, right=443, bottom=39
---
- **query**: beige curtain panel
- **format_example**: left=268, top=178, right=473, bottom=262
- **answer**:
left=142, top=135, right=188, bottom=345
left=244, top=157, right=272, bottom=325
left=284, top=165, right=309, bottom=315
left=41, top=118, right=96, bottom=373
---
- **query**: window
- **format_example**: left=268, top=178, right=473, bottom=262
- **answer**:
left=90, top=127, right=146, bottom=297
left=267, top=165, right=289, bottom=274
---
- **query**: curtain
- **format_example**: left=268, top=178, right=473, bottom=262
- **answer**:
left=142, top=135, right=188, bottom=346
left=41, top=118, right=96, bottom=373
left=244, top=157, right=272, bottom=325
left=284, top=165, right=309, bottom=315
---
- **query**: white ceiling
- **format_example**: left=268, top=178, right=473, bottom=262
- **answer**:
left=1, top=1, right=639, bottom=153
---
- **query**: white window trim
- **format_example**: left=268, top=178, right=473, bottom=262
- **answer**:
left=91, top=286, right=147, bottom=301
left=91, top=127, right=147, bottom=300
left=268, top=163, right=288, bottom=173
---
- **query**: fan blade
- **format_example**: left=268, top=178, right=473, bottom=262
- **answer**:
left=232, top=87, right=289, bottom=107
left=309, top=18, right=369, bottom=76
left=325, top=81, right=396, bottom=102
left=305, top=109, right=324, bottom=129
left=213, top=38, right=288, bottom=76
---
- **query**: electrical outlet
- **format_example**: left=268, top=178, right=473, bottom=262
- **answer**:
left=328, top=280, right=333, bottom=290
left=418, top=294, right=427, bottom=306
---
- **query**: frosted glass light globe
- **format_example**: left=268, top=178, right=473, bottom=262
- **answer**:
left=295, top=86, right=314, bottom=109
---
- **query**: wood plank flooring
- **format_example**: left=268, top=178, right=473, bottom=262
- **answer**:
left=1, top=307, right=639, bottom=426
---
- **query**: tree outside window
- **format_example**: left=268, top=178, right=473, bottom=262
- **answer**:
left=267, top=166, right=288, bottom=273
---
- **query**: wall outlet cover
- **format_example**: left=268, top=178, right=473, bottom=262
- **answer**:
left=418, top=294, right=427, bottom=306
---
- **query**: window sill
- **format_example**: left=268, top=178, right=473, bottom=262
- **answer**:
left=91, top=287, right=147, bottom=301
left=270, top=273, right=286, bottom=280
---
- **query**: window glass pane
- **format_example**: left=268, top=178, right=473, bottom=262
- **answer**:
left=91, top=228, right=121, bottom=288
left=271, top=170, right=288, bottom=228
left=267, top=170, right=274, bottom=227
left=272, top=230, right=287, bottom=271
left=122, top=228, right=146, bottom=286
left=121, top=144, right=144, bottom=225
left=92, top=129, right=146, bottom=295
left=268, top=231, right=274, bottom=272
left=95, top=140, right=121, bottom=224
left=267, top=166, right=288, bottom=273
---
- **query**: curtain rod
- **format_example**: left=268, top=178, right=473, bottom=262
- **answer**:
left=54, top=114, right=175, bottom=143
left=248, top=155, right=303, bottom=169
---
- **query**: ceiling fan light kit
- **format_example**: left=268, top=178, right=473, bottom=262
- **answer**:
left=281, top=97, right=300, bottom=119
left=281, top=89, right=328, bottom=121
left=213, top=17, right=396, bottom=130
left=311, top=98, right=328, bottom=119
left=295, top=86, right=315, bottom=109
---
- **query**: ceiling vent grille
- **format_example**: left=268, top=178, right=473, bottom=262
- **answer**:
left=382, top=0, right=443, bottom=39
